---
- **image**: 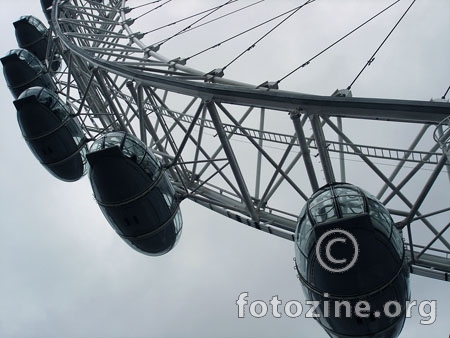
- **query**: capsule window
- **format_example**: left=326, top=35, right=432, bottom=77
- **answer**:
left=122, top=136, right=146, bottom=163
left=295, top=206, right=307, bottom=243
left=309, top=198, right=337, bottom=224
left=334, top=187, right=365, bottom=216
left=89, top=138, right=105, bottom=153
left=143, top=183, right=174, bottom=225
left=162, top=192, right=173, bottom=210
left=367, top=198, right=392, bottom=238
left=47, top=97, right=70, bottom=120
left=103, top=132, right=123, bottom=149
left=159, top=175, right=176, bottom=210
left=391, top=228, right=404, bottom=257
left=173, top=209, right=183, bottom=234
left=140, top=152, right=161, bottom=181
left=370, top=216, right=390, bottom=238
left=21, top=15, right=47, bottom=34
left=297, top=213, right=313, bottom=256
left=295, top=248, right=308, bottom=278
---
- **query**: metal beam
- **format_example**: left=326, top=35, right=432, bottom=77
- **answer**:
left=290, top=110, right=319, bottom=192
left=324, top=117, right=450, bottom=251
left=337, top=117, right=346, bottom=182
left=170, top=102, right=204, bottom=167
left=93, top=69, right=128, bottom=131
left=207, top=102, right=258, bottom=221
left=377, top=124, right=429, bottom=199
left=310, top=114, right=335, bottom=184
left=402, top=155, right=448, bottom=225
left=216, top=103, right=308, bottom=201
left=54, top=14, right=450, bottom=124
left=255, top=108, right=265, bottom=199
left=416, top=221, right=450, bottom=261
left=197, top=106, right=254, bottom=178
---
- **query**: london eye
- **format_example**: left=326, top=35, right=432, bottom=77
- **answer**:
left=0, top=1, right=449, bottom=337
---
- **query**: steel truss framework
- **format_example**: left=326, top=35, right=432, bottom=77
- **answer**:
left=43, top=0, right=449, bottom=281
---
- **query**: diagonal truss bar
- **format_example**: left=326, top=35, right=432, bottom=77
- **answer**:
left=93, top=69, right=128, bottom=131
left=411, top=207, right=450, bottom=222
left=53, top=8, right=450, bottom=125
left=324, top=116, right=450, bottom=251
left=402, top=155, right=448, bottom=225
left=382, top=143, right=442, bottom=205
left=104, top=73, right=137, bottom=134
left=170, top=101, right=205, bottom=167
left=260, top=111, right=324, bottom=204
left=216, top=103, right=308, bottom=201
left=144, top=88, right=183, bottom=157
left=263, top=144, right=304, bottom=205
left=132, top=97, right=440, bottom=164
left=416, top=221, right=450, bottom=261
left=49, top=0, right=450, bottom=282
left=377, top=124, right=430, bottom=199
left=290, top=110, right=319, bottom=192
left=207, top=102, right=258, bottom=221
left=197, top=106, right=255, bottom=178
left=337, top=117, right=346, bottom=182
left=139, top=90, right=243, bottom=198
left=150, top=97, right=198, bottom=148
left=258, top=137, right=297, bottom=209
left=310, top=114, right=335, bottom=184
left=191, top=106, right=207, bottom=182
left=255, top=108, right=265, bottom=199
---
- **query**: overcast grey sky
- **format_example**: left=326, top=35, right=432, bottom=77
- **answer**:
left=0, top=1, right=449, bottom=338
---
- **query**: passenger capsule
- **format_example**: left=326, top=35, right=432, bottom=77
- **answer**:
left=14, top=15, right=61, bottom=71
left=40, top=0, right=53, bottom=21
left=1, top=49, right=56, bottom=98
left=87, top=132, right=182, bottom=256
left=40, top=0, right=77, bottom=21
left=14, top=87, right=88, bottom=181
left=295, top=183, right=410, bottom=338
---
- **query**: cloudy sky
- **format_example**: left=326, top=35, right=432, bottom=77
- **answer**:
left=0, top=1, right=449, bottom=338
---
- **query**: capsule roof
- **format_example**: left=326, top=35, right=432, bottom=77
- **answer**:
left=305, top=183, right=369, bottom=225
left=1, top=48, right=56, bottom=98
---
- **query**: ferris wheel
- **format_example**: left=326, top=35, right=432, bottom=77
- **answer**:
left=1, top=1, right=449, bottom=337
